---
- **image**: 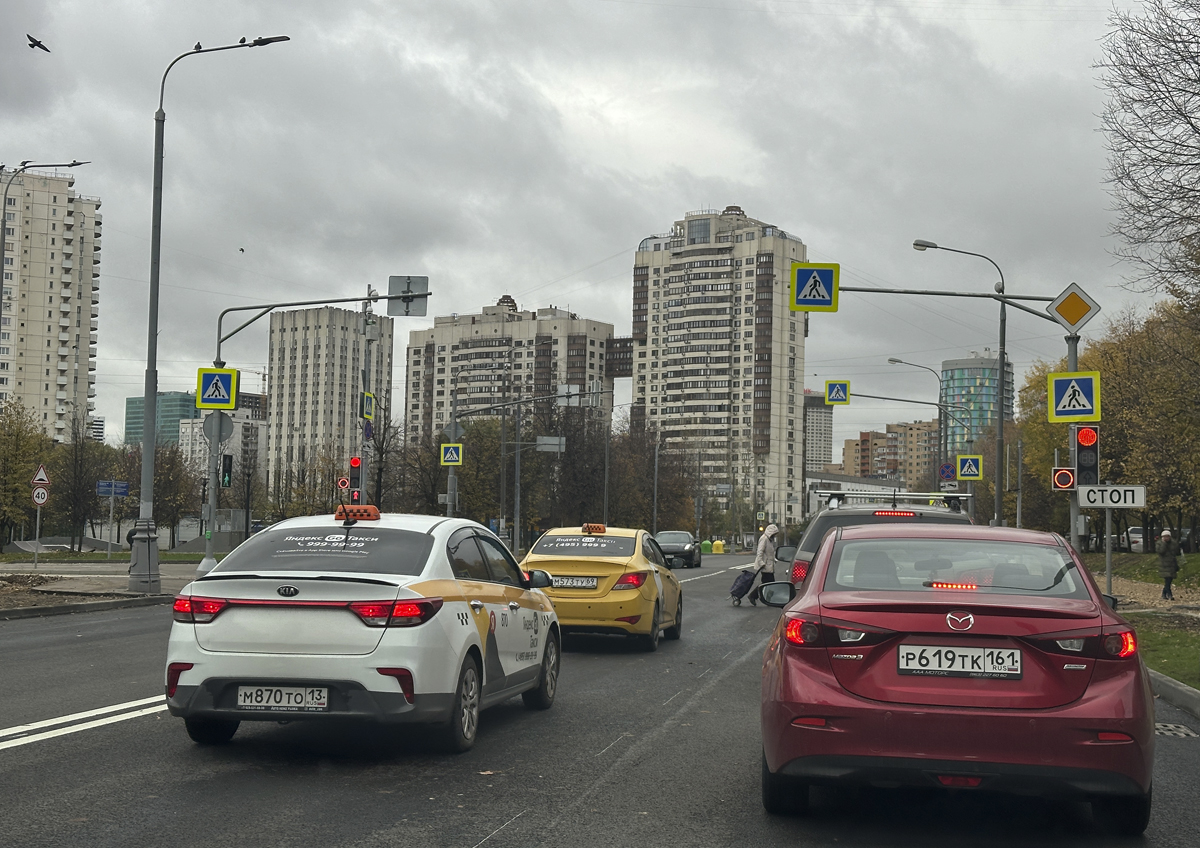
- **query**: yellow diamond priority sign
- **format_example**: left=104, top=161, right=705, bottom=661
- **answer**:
left=1047, top=283, right=1100, bottom=333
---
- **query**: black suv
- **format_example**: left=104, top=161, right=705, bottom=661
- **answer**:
left=786, top=493, right=972, bottom=584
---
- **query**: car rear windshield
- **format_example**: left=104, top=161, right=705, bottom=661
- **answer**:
left=799, top=510, right=968, bottom=552
left=210, top=526, right=435, bottom=576
left=531, top=535, right=636, bottom=557
left=822, top=539, right=1089, bottom=599
left=655, top=532, right=692, bottom=545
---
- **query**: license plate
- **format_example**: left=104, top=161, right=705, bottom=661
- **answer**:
left=236, top=686, right=328, bottom=711
left=897, top=645, right=1022, bottom=679
left=551, top=575, right=598, bottom=589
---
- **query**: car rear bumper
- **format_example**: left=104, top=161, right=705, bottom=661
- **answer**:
left=168, top=678, right=452, bottom=724
left=550, top=592, right=654, bottom=634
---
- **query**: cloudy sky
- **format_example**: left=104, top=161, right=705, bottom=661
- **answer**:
left=3, top=0, right=1151, bottom=456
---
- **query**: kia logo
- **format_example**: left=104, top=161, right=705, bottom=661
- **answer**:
left=946, top=611, right=974, bottom=631
left=277, top=585, right=300, bottom=597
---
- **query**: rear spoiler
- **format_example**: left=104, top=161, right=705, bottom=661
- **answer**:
left=813, top=489, right=972, bottom=514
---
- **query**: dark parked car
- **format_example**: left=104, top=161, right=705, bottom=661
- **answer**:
left=655, top=531, right=702, bottom=568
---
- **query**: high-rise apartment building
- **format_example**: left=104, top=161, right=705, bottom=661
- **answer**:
left=179, top=409, right=267, bottom=475
left=265, top=306, right=394, bottom=494
left=1, top=167, right=100, bottom=440
left=841, top=419, right=938, bottom=487
left=632, top=206, right=807, bottom=523
left=941, top=348, right=1014, bottom=457
left=124, top=391, right=201, bottom=445
left=405, top=298, right=614, bottom=442
left=803, top=390, right=833, bottom=474
left=86, top=415, right=105, bottom=443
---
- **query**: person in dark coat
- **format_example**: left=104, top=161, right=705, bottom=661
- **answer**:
left=1157, top=529, right=1181, bottom=600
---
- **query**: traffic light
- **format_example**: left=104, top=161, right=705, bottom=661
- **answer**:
left=349, top=455, right=362, bottom=490
left=220, top=454, right=233, bottom=488
left=1073, top=425, right=1099, bottom=486
left=350, top=489, right=361, bottom=505
left=1051, top=467, right=1076, bottom=491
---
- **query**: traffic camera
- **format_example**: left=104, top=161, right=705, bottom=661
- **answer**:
left=1072, top=425, right=1099, bottom=486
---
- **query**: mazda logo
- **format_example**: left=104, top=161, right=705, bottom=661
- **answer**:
left=277, top=585, right=300, bottom=597
left=946, top=611, right=974, bottom=631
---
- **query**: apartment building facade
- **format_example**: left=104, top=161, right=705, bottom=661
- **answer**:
left=632, top=206, right=807, bottom=524
left=1, top=167, right=100, bottom=440
left=841, top=419, right=938, bottom=487
left=802, top=390, right=833, bottom=474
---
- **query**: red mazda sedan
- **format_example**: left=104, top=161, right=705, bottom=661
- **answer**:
left=759, top=524, right=1155, bottom=835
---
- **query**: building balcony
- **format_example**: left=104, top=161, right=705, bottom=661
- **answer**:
left=87, top=386, right=96, bottom=398
left=61, top=273, right=73, bottom=284
left=56, top=375, right=68, bottom=386
left=92, top=278, right=99, bottom=289
left=91, top=293, right=99, bottom=305
left=54, top=420, right=66, bottom=430
left=93, top=256, right=100, bottom=265
left=58, top=331, right=70, bottom=342
left=90, top=306, right=98, bottom=318
left=55, top=390, right=66, bottom=400
left=59, top=302, right=71, bottom=314
left=89, top=332, right=97, bottom=343
left=63, top=216, right=74, bottom=228
left=57, top=347, right=70, bottom=356
left=59, top=317, right=71, bottom=328
left=62, top=242, right=74, bottom=255
left=89, top=319, right=98, bottom=330
left=88, top=361, right=96, bottom=372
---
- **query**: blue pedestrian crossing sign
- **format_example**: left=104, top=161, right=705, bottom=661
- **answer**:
left=790, top=262, right=840, bottom=312
left=957, top=455, right=984, bottom=481
left=196, top=368, right=238, bottom=410
left=1047, top=371, right=1101, bottom=423
left=825, top=380, right=850, bottom=405
left=440, top=443, right=463, bottom=466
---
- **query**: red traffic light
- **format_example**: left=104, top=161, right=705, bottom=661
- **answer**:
left=350, top=456, right=362, bottom=468
left=1052, top=467, right=1076, bottom=490
left=1076, top=427, right=1098, bottom=447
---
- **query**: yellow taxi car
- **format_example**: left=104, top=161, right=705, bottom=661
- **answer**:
left=520, top=524, right=682, bottom=651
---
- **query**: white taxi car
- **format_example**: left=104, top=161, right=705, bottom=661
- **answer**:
left=166, top=506, right=560, bottom=751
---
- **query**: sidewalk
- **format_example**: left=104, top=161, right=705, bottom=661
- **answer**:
left=0, top=562, right=201, bottom=619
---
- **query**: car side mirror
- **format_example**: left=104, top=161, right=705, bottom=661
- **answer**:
left=775, top=545, right=796, bottom=563
left=527, top=569, right=552, bottom=589
left=1102, top=593, right=1118, bottom=611
left=758, top=581, right=796, bottom=608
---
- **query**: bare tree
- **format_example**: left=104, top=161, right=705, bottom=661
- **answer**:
left=1100, top=0, right=1200, bottom=298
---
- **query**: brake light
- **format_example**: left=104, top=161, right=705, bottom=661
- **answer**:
left=1104, top=630, right=1137, bottom=658
left=166, top=662, right=193, bottom=698
left=377, top=668, right=415, bottom=703
left=1097, top=731, right=1133, bottom=742
left=616, top=615, right=642, bottom=624
left=791, top=716, right=827, bottom=727
left=784, top=618, right=821, bottom=645
left=929, top=582, right=977, bottom=591
left=937, top=775, right=982, bottom=788
left=791, top=560, right=810, bottom=583
left=612, top=572, right=648, bottom=589
left=350, top=598, right=444, bottom=627
left=172, top=596, right=228, bottom=623
left=874, top=510, right=916, bottom=517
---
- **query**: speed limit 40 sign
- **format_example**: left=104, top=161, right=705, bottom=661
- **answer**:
left=32, top=486, right=49, bottom=506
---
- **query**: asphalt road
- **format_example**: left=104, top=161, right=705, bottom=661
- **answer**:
left=2, top=553, right=1199, bottom=847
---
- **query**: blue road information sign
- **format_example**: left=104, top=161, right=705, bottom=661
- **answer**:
left=96, top=480, right=130, bottom=497
left=789, top=262, right=840, bottom=312
left=825, top=380, right=851, bottom=405
left=939, top=463, right=957, bottom=481
left=360, top=391, right=376, bottom=421
left=196, top=368, right=238, bottom=410
left=1047, top=371, right=1101, bottom=423
left=440, top=443, right=463, bottom=466
left=957, top=455, right=984, bottom=481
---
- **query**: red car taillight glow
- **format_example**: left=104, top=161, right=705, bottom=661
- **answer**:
left=873, top=510, right=916, bottom=517
left=166, top=662, right=193, bottom=698
left=377, top=668, right=415, bottom=703
left=350, top=598, right=444, bottom=627
left=1104, top=630, right=1137, bottom=658
left=172, top=596, right=228, bottom=623
left=784, top=618, right=821, bottom=646
left=612, top=572, right=648, bottom=589
left=791, top=716, right=827, bottom=727
left=791, top=560, right=810, bottom=584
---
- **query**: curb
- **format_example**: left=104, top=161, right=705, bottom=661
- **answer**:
left=0, top=595, right=173, bottom=621
left=1149, top=669, right=1200, bottom=720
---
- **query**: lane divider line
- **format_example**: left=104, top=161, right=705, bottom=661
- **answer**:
left=0, top=695, right=163, bottom=740
left=0, top=704, right=166, bottom=751
left=679, top=564, right=746, bottom=584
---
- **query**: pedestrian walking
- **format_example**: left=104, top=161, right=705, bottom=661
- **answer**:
left=748, top=523, right=779, bottom=606
left=1157, top=529, right=1181, bottom=601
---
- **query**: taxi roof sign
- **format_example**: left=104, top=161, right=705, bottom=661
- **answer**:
left=1047, top=283, right=1100, bottom=333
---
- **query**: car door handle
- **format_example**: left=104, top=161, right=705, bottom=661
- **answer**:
left=470, top=600, right=484, bottom=612
left=508, top=601, right=520, bottom=611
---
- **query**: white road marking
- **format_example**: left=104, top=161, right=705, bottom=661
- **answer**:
left=0, top=695, right=163, bottom=740
left=678, top=564, right=745, bottom=583
left=594, top=732, right=631, bottom=757
left=470, top=809, right=527, bottom=848
left=662, top=690, right=682, bottom=706
left=0, top=704, right=166, bottom=751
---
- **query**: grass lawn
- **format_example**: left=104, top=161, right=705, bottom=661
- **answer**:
left=1080, top=551, right=1200, bottom=589
left=1122, top=612, right=1200, bottom=690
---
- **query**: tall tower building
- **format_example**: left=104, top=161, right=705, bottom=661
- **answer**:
left=941, top=348, right=1014, bottom=457
left=633, top=207, right=807, bottom=524
left=124, top=391, right=202, bottom=445
left=405, top=298, right=614, bottom=442
left=1, top=167, right=100, bottom=440
left=802, top=390, right=833, bottom=474
left=265, top=306, right=394, bottom=496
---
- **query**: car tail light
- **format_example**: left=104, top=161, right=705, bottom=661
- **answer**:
left=377, top=668, right=415, bottom=703
left=791, top=716, right=827, bottom=727
left=928, top=582, right=978, bottom=591
left=1104, top=630, right=1137, bottom=658
left=351, top=598, right=443, bottom=627
left=784, top=618, right=822, bottom=646
left=874, top=510, right=916, bottom=517
left=937, top=775, right=982, bottom=788
left=836, top=628, right=866, bottom=643
left=172, top=596, right=228, bottom=623
left=616, top=614, right=642, bottom=625
left=166, top=662, right=193, bottom=698
left=1097, top=731, right=1133, bottom=742
left=612, top=572, right=648, bottom=589
left=791, top=560, right=810, bottom=584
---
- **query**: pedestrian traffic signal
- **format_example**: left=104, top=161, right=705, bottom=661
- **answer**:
left=350, top=489, right=361, bottom=505
left=1051, top=467, right=1076, bottom=491
left=1072, top=425, right=1100, bottom=486
left=220, top=454, right=233, bottom=488
left=349, top=455, right=362, bottom=489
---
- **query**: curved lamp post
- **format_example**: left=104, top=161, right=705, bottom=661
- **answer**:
left=887, top=357, right=944, bottom=474
left=913, top=239, right=1007, bottom=527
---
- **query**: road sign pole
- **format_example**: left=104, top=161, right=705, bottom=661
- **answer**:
left=201, top=409, right=223, bottom=573
left=1106, top=505, right=1113, bottom=595
left=33, top=504, right=41, bottom=569
left=446, top=393, right=457, bottom=518
left=514, top=401, right=522, bottom=555
left=108, top=486, right=115, bottom=560
left=1067, top=334, right=1080, bottom=551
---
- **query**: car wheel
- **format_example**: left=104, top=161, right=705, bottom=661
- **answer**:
left=761, top=752, right=809, bottom=815
left=1094, top=788, right=1152, bottom=836
left=442, top=654, right=481, bottom=752
left=522, top=630, right=560, bottom=710
left=639, top=602, right=661, bottom=652
left=184, top=717, right=239, bottom=745
left=664, top=595, right=683, bottom=640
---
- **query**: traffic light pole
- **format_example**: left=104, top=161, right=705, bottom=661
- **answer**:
left=1067, top=333, right=1080, bottom=551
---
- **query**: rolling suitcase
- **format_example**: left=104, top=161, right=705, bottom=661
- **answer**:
left=729, top=570, right=756, bottom=605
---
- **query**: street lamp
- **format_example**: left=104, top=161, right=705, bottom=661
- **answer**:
left=132, top=35, right=289, bottom=592
left=2, top=160, right=90, bottom=295
left=913, top=239, right=1007, bottom=527
left=888, top=357, right=945, bottom=477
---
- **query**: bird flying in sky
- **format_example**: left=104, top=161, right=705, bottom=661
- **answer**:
left=26, top=34, right=50, bottom=53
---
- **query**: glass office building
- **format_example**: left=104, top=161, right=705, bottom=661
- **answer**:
left=123, top=391, right=202, bottom=445
left=941, top=349, right=1013, bottom=457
